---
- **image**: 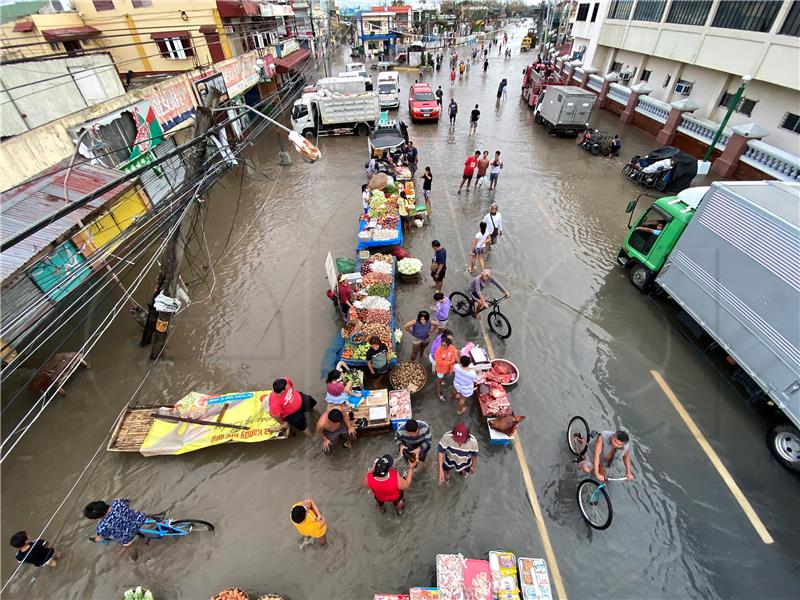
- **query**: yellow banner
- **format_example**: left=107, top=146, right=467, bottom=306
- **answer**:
left=140, top=391, right=284, bottom=456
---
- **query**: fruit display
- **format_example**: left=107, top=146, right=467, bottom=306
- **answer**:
left=379, top=216, right=399, bottom=229
left=355, top=296, right=391, bottom=311
left=390, top=361, right=427, bottom=393
left=362, top=323, right=392, bottom=344
left=359, top=308, right=392, bottom=324
left=342, top=343, right=369, bottom=360
left=397, top=258, right=423, bottom=275
left=123, top=588, right=154, bottom=600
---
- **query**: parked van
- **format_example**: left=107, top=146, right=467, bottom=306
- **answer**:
left=344, top=62, right=368, bottom=78
left=376, top=71, right=400, bottom=109
left=337, top=71, right=373, bottom=91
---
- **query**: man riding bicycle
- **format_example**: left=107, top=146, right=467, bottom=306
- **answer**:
left=468, top=269, right=510, bottom=318
left=84, top=499, right=147, bottom=546
left=577, top=430, right=634, bottom=482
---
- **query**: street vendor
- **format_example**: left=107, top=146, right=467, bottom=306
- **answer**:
left=398, top=190, right=415, bottom=235
left=316, top=407, right=356, bottom=454
left=325, top=369, right=353, bottom=406
left=267, top=378, right=317, bottom=437
left=365, top=336, right=390, bottom=388
left=337, top=275, right=355, bottom=322
left=395, top=418, right=432, bottom=463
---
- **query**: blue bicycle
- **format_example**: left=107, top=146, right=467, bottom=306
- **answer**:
left=91, top=513, right=214, bottom=544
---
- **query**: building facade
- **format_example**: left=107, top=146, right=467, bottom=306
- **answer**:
left=574, top=0, right=800, bottom=155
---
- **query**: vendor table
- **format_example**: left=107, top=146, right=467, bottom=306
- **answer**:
left=349, top=389, right=391, bottom=434
left=357, top=218, right=403, bottom=249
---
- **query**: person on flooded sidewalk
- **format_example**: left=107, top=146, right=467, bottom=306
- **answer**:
left=451, top=355, right=478, bottom=415
left=468, top=104, right=480, bottom=136
left=362, top=454, right=417, bottom=515
left=316, top=407, right=356, bottom=454
left=430, top=240, right=447, bottom=292
left=395, top=418, right=433, bottom=464
left=290, top=499, right=328, bottom=546
left=267, top=377, right=317, bottom=437
left=404, top=310, right=439, bottom=362
left=475, top=150, right=490, bottom=189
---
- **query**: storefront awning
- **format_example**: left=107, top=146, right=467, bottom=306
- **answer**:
left=274, top=48, right=311, bottom=73
left=12, top=21, right=34, bottom=33
left=216, top=0, right=260, bottom=17
left=42, top=26, right=101, bottom=41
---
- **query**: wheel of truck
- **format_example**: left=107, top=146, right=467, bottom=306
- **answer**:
left=534, top=113, right=544, bottom=124
left=302, top=129, right=315, bottom=140
left=354, top=123, right=369, bottom=136
left=767, top=423, right=800, bottom=472
left=629, top=262, right=654, bottom=292
left=545, top=122, right=554, bottom=135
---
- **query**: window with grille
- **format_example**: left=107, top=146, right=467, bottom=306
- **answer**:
left=633, top=0, right=666, bottom=22
left=711, top=0, right=781, bottom=33
left=779, top=0, right=800, bottom=35
left=576, top=3, right=590, bottom=21
left=132, top=0, right=152, bottom=7
left=666, top=0, right=712, bottom=25
left=610, top=61, right=623, bottom=73
left=591, top=3, right=600, bottom=21
left=607, top=0, right=634, bottom=20
left=779, top=112, right=800, bottom=133
left=719, top=91, right=737, bottom=108
left=640, top=69, right=651, bottom=82
left=738, top=97, right=757, bottom=117
left=92, top=0, right=114, bottom=10
left=155, top=36, right=194, bottom=60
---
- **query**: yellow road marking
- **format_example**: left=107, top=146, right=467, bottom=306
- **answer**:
left=650, top=370, right=774, bottom=545
left=441, top=187, right=569, bottom=599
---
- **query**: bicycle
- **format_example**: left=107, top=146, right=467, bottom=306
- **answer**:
left=91, top=513, right=214, bottom=544
left=566, top=416, right=626, bottom=530
left=448, top=293, right=511, bottom=339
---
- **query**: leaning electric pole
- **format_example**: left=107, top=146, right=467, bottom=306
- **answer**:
left=148, top=87, right=222, bottom=359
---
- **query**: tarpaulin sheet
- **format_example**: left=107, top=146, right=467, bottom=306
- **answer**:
left=140, top=391, right=283, bottom=456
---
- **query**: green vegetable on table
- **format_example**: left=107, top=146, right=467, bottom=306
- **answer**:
left=366, top=283, right=391, bottom=297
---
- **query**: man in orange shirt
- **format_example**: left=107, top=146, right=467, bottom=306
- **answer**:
left=434, top=335, right=458, bottom=402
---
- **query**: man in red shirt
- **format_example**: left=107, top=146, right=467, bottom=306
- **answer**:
left=361, top=454, right=417, bottom=515
left=267, top=378, right=316, bottom=437
left=458, top=151, right=481, bottom=194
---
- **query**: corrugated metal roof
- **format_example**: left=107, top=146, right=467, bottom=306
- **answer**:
left=0, top=161, right=134, bottom=281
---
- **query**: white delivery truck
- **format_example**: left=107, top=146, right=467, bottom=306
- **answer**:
left=291, top=89, right=380, bottom=138
left=533, top=85, right=595, bottom=137
left=344, top=62, right=369, bottom=78
left=376, top=71, right=400, bottom=109
left=316, top=76, right=371, bottom=94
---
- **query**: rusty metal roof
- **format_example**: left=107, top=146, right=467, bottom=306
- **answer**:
left=0, top=161, right=133, bottom=281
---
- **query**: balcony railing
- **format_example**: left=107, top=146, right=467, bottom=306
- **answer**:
left=586, top=73, right=603, bottom=92
left=740, top=139, right=800, bottom=181
left=634, top=95, right=670, bottom=123
left=607, top=82, right=631, bottom=105
left=677, top=113, right=730, bottom=149
left=573, top=67, right=584, bottom=82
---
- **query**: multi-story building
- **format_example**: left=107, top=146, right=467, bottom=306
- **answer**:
left=572, top=0, right=800, bottom=155
left=358, top=10, right=397, bottom=58
left=1, top=1, right=234, bottom=75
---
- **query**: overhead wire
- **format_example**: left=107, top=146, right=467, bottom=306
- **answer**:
left=0, top=89, right=301, bottom=443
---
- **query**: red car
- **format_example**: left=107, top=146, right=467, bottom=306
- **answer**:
left=408, top=83, right=440, bottom=122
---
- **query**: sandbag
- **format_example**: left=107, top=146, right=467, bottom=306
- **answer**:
left=336, top=257, right=356, bottom=274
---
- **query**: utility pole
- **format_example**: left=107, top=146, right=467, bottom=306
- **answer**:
left=148, top=88, right=221, bottom=359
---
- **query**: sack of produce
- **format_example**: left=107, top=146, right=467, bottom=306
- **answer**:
left=391, top=246, right=411, bottom=260
left=336, top=257, right=356, bottom=274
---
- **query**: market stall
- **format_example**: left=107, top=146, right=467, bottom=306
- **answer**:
left=374, top=552, right=552, bottom=600
left=107, top=391, right=288, bottom=456
left=340, top=252, right=399, bottom=369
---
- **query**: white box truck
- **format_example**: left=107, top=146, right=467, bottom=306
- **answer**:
left=291, top=89, right=380, bottom=138
left=533, top=85, right=595, bottom=136
left=315, top=76, right=371, bottom=94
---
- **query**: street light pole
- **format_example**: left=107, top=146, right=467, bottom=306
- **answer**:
left=703, top=74, right=751, bottom=162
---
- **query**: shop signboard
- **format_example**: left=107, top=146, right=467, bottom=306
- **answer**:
left=149, top=79, right=196, bottom=132
left=193, top=71, right=230, bottom=105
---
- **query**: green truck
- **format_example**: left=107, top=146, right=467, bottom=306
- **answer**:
left=616, top=188, right=703, bottom=291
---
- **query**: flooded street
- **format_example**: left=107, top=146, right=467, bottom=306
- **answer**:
left=3, top=30, right=799, bottom=600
